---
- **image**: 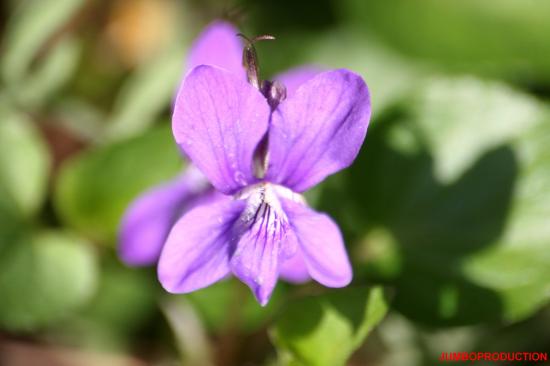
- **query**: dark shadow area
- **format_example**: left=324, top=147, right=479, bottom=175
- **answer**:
left=317, top=106, right=519, bottom=326
left=185, top=0, right=341, bottom=80
left=393, top=145, right=517, bottom=326
left=0, top=191, right=26, bottom=258
left=240, top=0, right=338, bottom=32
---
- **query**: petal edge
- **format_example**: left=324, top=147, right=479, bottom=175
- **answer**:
left=267, top=69, right=371, bottom=192
left=158, top=196, right=245, bottom=293
left=173, top=65, right=270, bottom=194
left=283, top=199, right=352, bottom=287
left=187, top=21, right=245, bottom=78
left=118, top=167, right=209, bottom=266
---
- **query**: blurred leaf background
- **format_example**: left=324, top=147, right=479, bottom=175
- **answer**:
left=0, top=0, right=549, bottom=365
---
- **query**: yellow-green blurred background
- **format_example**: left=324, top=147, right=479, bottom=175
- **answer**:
left=1, top=0, right=549, bottom=365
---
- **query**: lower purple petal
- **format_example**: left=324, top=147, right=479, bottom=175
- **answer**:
left=283, top=200, right=352, bottom=287
left=279, top=249, right=311, bottom=284
left=230, top=191, right=296, bottom=306
left=118, top=166, right=210, bottom=266
left=158, top=196, right=245, bottom=293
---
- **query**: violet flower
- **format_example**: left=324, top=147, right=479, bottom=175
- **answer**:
left=158, top=26, right=371, bottom=305
left=118, top=21, right=319, bottom=269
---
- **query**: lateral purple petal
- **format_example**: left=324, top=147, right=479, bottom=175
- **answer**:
left=173, top=65, right=270, bottom=194
left=283, top=200, right=352, bottom=287
left=266, top=69, right=371, bottom=192
left=187, top=21, right=244, bottom=78
left=279, top=249, right=311, bottom=284
left=118, top=167, right=209, bottom=266
left=158, top=196, right=245, bottom=293
left=274, top=66, right=321, bottom=97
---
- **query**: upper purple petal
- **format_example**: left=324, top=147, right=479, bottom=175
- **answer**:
left=283, top=199, right=352, bottom=287
left=187, top=21, right=245, bottom=78
left=118, top=166, right=210, bottom=266
left=266, top=69, right=371, bottom=192
left=173, top=65, right=270, bottom=194
left=157, top=195, right=245, bottom=293
left=274, top=66, right=321, bottom=98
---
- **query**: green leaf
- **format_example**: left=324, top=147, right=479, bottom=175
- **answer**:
left=344, top=0, right=550, bottom=83
left=0, top=107, right=50, bottom=217
left=409, top=78, right=545, bottom=183
left=1, top=0, right=86, bottom=84
left=393, top=79, right=550, bottom=324
left=0, top=230, right=98, bottom=331
left=54, top=125, right=183, bottom=243
left=325, top=77, right=550, bottom=325
left=270, top=287, right=389, bottom=366
left=306, top=30, right=421, bottom=113
left=0, top=193, right=25, bottom=258
left=15, top=36, right=81, bottom=108
left=105, top=47, right=185, bottom=141
left=65, top=257, right=158, bottom=351
left=51, top=98, right=106, bottom=141
left=187, top=279, right=286, bottom=333
left=458, top=121, right=550, bottom=321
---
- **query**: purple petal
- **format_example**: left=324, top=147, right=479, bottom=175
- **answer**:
left=283, top=200, right=352, bottom=287
left=158, top=196, right=246, bottom=293
left=274, top=66, right=321, bottom=97
left=187, top=21, right=244, bottom=78
left=173, top=65, right=270, bottom=194
left=266, top=69, right=371, bottom=192
left=279, top=249, right=311, bottom=284
left=230, top=195, right=296, bottom=306
left=118, top=166, right=210, bottom=266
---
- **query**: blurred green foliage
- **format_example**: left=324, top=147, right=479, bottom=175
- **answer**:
left=186, top=278, right=285, bottom=333
left=0, top=107, right=50, bottom=216
left=55, top=125, right=183, bottom=243
left=344, top=0, right=550, bottom=84
left=333, top=78, right=550, bottom=326
left=0, top=0, right=549, bottom=365
left=271, top=287, right=388, bottom=366
left=1, top=0, right=85, bottom=85
left=0, top=231, right=97, bottom=331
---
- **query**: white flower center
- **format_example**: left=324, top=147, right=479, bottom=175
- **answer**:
left=234, top=183, right=304, bottom=233
left=235, top=182, right=305, bottom=209
left=232, top=182, right=305, bottom=260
